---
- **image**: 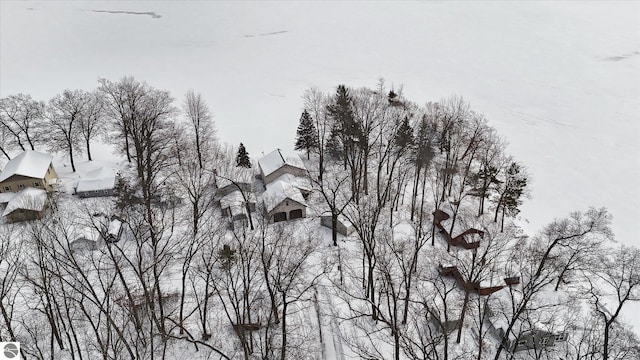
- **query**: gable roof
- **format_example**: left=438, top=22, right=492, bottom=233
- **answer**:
left=0, top=150, right=53, bottom=183
left=262, top=180, right=306, bottom=213
left=2, top=187, right=47, bottom=216
left=76, top=167, right=117, bottom=193
left=258, top=149, right=306, bottom=178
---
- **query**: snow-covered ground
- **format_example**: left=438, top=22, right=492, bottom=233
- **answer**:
left=2, top=0, right=638, bottom=331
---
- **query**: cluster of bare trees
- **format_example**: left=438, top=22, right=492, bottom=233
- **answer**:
left=1, top=77, right=638, bottom=360
left=0, top=76, right=330, bottom=360
left=0, top=91, right=106, bottom=170
left=300, top=81, right=639, bottom=359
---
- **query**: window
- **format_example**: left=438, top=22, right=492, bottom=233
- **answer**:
left=18, top=184, right=24, bottom=189
left=517, top=338, right=527, bottom=346
left=540, top=336, right=550, bottom=346
left=33, top=182, right=40, bottom=187
left=3, top=186, right=10, bottom=191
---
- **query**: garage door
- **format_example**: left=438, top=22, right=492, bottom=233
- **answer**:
left=273, top=212, right=287, bottom=222
left=289, top=209, right=303, bottom=219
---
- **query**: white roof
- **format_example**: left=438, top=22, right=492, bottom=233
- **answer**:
left=76, top=167, right=117, bottom=192
left=0, top=150, right=53, bottom=182
left=258, top=149, right=306, bottom=177
left=108, top=219, right=122, bottom=236
left=0, top=192, right=16, bottom=204
left=270, top=173, right=312, bottom=191
left=2, top=187, right=47, bottom=216
left=262, top=180, right=306, bottom=213
left=220, top=190, right=256, bottom=217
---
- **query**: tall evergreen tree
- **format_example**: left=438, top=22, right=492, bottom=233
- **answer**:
left=394, top=116, right=414, bottom=150
left=326, top=85, right=360, bottom=169
left=235, top=143, right=251, bottom=168
left=294, top=110, right=318, bottom=159
left=494, top=161, right=528, bottom=231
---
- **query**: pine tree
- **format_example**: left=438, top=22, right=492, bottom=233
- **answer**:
left=394, top=116, right=414, bottom=150
left=325, top=124, right=343, bottom=160
left=494, top=161, right=528, bottom=231
left=294, top=110, right=319, bottom=159
left=326, top=85, right=359, bottom=168
left=236, top=143, right=251, bottom=168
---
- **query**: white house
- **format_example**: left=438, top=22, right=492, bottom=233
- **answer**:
left=258, top=149, right=308, bottom=185
left=75, top=167, right=118, bottom=198
left=2, top=187, right=48, bottom=223
left=0, top=150, right=58, bottom=193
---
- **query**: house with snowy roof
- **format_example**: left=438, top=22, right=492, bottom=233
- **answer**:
left=2, top=187, right=48, bottom=223
left=75, top=167, right=117, bottom=198
left=219, top=189, right=257, bottom=222
left=262, top=180, right=306, bottom=223
left=0, top=150, right=58, bottom=193
left=258, top=149, right=308, bottom=185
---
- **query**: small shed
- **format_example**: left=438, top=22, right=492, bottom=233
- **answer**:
left=219, top=189, right=256, bottom=222
left=320, top=214, right=355, bottom=236
left=106, top=217, right=124, bottom=242
left=2, top=187, right=48, bottom=223
left=262, top=180, right=306, bottom=223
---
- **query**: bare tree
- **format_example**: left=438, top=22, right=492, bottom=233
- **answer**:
left=183, top=90, right=216, bottom=170
left=78, top=90, right=106, bottom=161
left=493, top=207, right=613, bottom=360
left=46, top=89, right=90, bottom=172
left=585, top=245, right=640, bottom=360
left=0, top=93, right=44, bottom=151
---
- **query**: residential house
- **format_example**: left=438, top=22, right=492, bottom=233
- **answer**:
left=510, top=329, right=568, bottom=353
left=262, top=180, right=306, bottom=223
left=219, top=189, right=256, bottom=222
left=0, top=150, right=58, bottom=193
left=258, top=149, right=308, bottom=185
left=75, top=167, right=118, bottom=198
left=2, top=187, right=48, bottom=223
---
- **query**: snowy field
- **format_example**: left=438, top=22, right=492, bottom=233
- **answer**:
left=1, top=0, right=639, bottom=330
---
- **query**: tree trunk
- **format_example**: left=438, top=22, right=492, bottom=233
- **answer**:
left=280, top=297, right=288, bottom=360
left=69, top=143, right=76, bottom=172
left=86, top=138, right=93, bottom=161
left=332, top=212, right=338, bottom=246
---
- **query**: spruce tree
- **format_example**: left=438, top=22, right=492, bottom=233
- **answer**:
left=294, top=110, right=319, bottom=159
left=394, top=116, right=414, bottom=150
left=236, top=143, right=251, bottom=168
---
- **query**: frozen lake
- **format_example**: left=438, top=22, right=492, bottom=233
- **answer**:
left=2, top=0, right=639, bottom=326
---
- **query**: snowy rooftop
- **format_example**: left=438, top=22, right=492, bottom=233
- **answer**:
left=270, top=173, right=312, bottom=191
left=0, top=150, right=53, bottom=183
left=220, top=189, right=255, bottom=208
left=258, top=149, right=306, bottom=177
left=262, top=180, right=306, bottom=213
left=215, top=166, right=254, bottom=189
left=2, top=187, right=47, bottom=216
left=75, top=167, right=117, bottom=193
left=0, top=192, right=16, bottom=204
